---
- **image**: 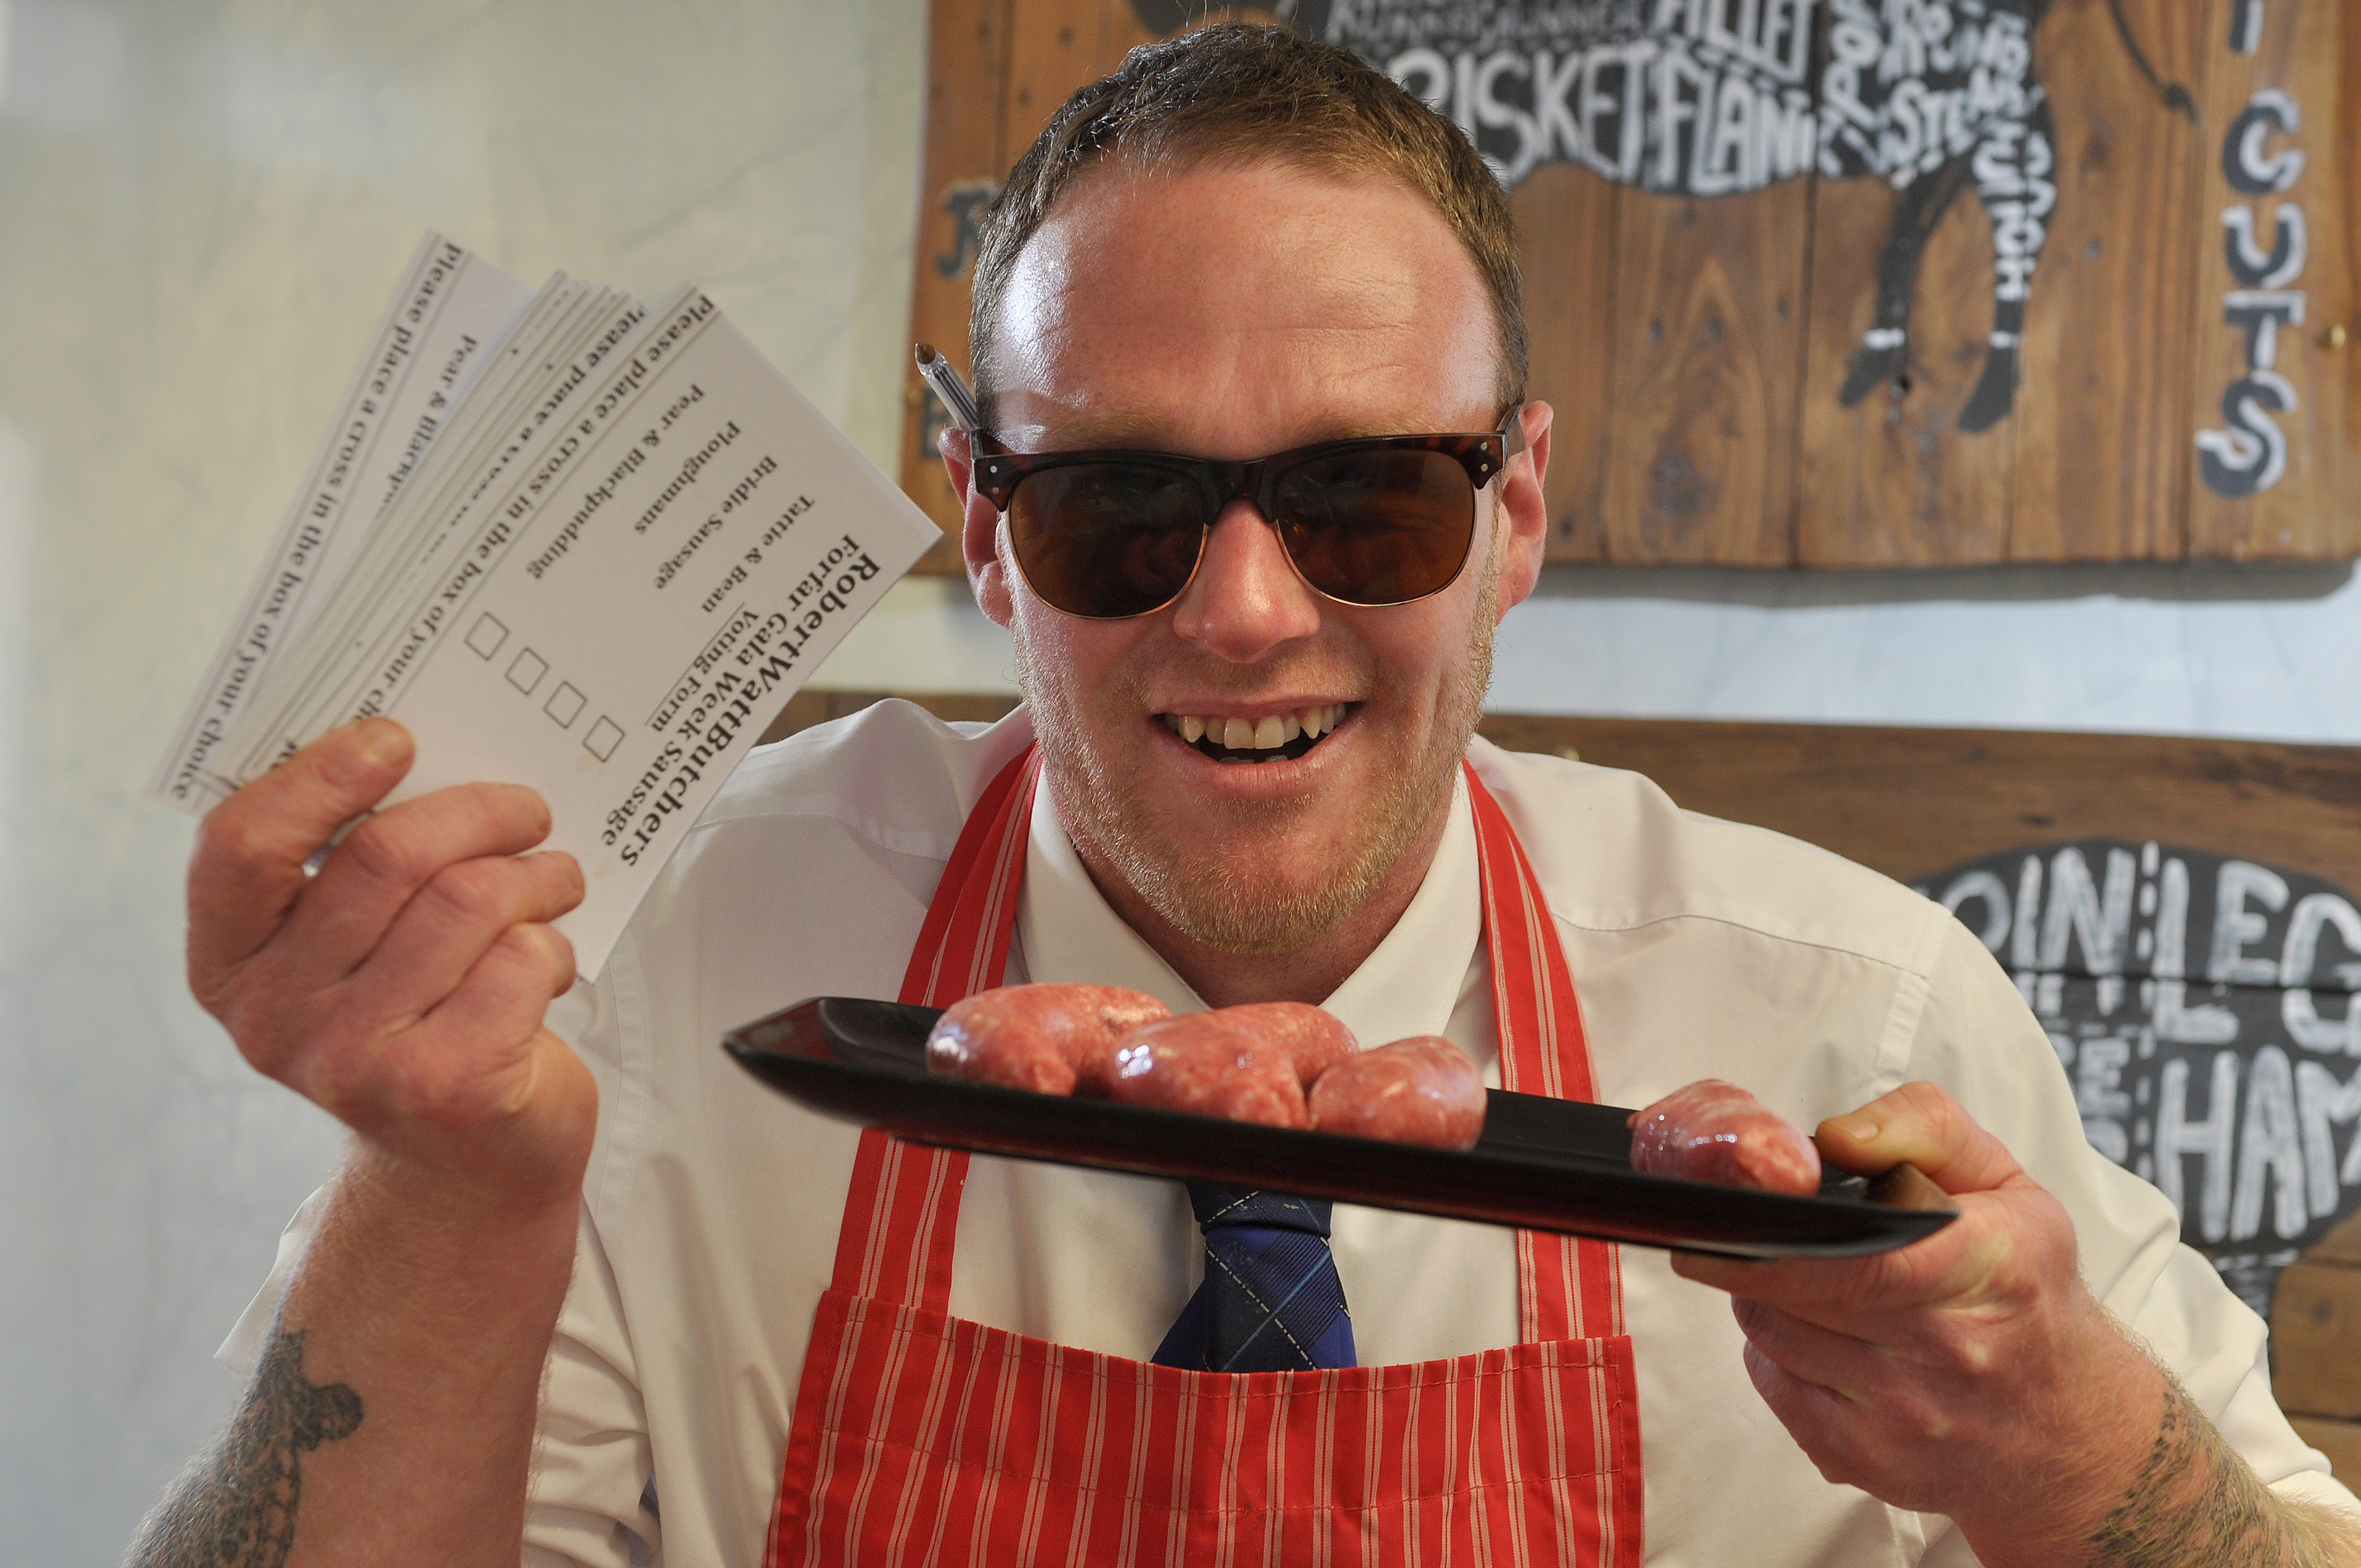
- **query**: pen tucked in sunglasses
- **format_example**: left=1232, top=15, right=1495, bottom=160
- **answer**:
left=914, top=343, right=982, bottom=433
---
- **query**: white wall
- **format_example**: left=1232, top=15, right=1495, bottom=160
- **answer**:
left=2, top=2, right=2357, bottom=1563
left=0, top=1, right=923, bottom=1559
left=1489, top=562, right=2361, bottom=742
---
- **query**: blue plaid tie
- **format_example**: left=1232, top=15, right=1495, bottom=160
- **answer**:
left=1151, top=1183, right=1357, bottom=1373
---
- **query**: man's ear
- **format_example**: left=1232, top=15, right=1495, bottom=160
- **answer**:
left=942, top=427, right=1014, bottom=629
left=1492, top=401, right=1553, bottom=621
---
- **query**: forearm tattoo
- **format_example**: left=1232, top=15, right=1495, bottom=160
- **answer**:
left=2086, top=1375, right=2357, bottom=1568
left=127, top=1327, right=363, bottom=1568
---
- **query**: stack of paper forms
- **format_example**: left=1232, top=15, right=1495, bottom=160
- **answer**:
left=152, top=235, right=942, bottom=975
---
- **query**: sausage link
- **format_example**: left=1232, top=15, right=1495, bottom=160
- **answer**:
left=1626, top=1079, right=1822, bottom=1194
left=1053, top=986, right=1175, bottom=1094
left=1209, top=1001, right=1358, bottom=1087
left=927, top=983, right=1170, bottom=1095
left=1104, top=1013, right=1308, bottom=1129
left=1306, top=1037, right=1485, bottom=1150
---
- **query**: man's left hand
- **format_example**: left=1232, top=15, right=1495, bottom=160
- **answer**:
left=1671, top=1080, right=2167, bottom=1563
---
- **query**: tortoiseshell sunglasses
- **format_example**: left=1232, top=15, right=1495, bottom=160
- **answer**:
left=969, top=410, right=1526, bottom=620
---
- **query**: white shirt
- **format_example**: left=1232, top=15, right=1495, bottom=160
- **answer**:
left=223, top=700, right=2359, bottom=1567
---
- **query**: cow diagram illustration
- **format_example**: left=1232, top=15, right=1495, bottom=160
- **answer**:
left=1228, top=0, right=2199, bottom=433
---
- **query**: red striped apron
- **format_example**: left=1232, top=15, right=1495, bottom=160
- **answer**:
left=764, top=749, right=1643, bottom=1567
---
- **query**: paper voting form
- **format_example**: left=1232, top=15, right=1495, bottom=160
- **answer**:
left=153, top=235, right=943, bottom=976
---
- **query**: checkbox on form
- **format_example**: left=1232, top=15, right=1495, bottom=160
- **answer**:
left=545, top=682, right=585, bottom=727
left=507, top=649, right=547, bottom=695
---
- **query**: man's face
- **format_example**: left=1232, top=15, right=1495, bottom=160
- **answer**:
left=951, top=159, right=1550, bottom=955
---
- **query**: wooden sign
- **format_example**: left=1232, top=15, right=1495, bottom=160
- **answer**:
left=2185, top=0, right=2353, bottom=558
left=900, top=0, right=2354, bottom=570
left=1912, top=838, right=2361, bottom=1322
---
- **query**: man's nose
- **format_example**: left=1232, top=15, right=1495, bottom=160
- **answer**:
left=1168, top=498, right=1323, bottom=660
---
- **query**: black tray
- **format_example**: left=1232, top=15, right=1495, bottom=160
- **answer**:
left=725, top=997, right=1958, bottom=1260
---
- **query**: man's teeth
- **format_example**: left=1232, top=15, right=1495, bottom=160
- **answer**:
left=1162, top=705, right=1347, bottom=752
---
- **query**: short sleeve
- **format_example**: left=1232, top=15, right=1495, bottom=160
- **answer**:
left=216, top=1185, right=331, bottom=1376
left=515, top=939, right=663, bottom=1562
left=522, top=1201, right=660, bottom=1566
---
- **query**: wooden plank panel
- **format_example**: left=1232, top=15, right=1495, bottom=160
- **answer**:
left=1599, top=186, right=1806, bottom=565
left=900, top=0, right=1016, bottom=572
left=2284, top=1214, right=2361, bottom=1485
left=2332, top=0, right=2351, bottom=460
left=2313, top=1207, right=2361, bottom=1267
left=2008, top=0, right=2207, bottom=562
left=2346, top=1, right=2361, bottom=452
left=2270, top=1257, right=2361, bottom=1419
left=1003, top=0, right=1108, bottom=157
left=2185, top=0, right=2354, bottom=558
left=2284, top=0, right=2352, bottom=551
left=1097, top=0, right=1157, bottom=69
left=1469, top=714, right=2361, bottom=892
left=1517, top=164, right=1623, bottom=563
left=1795, top=176, right=2014, bottom=566
left=1098, top=1, right=1277, bottom=67
left=2290, top=1416, right=2361, bottom=1485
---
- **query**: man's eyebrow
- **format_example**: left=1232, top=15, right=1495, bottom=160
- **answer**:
left=1032, top=413, right=1442, bottom=452
left=1037, top=412, right=1175, bottom=448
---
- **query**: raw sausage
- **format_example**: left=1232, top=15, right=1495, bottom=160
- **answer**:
left=1628, top=1079, right=1820, bottom=1193
left=929, top=987, right=1485, bottom=1151
left=1104, top=1012, right=1308, bottom=1129
left=1626, top=1079, right=1821, bottom=1195
left=1306, top=1037, right=1485, bottom=1150
left=926, top=984, right=1170, bottom=1095
left=1210, top=1001, right=1358, bottom=1086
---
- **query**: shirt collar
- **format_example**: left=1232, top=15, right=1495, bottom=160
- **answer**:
left=1015, top=768, right=1482, bottom=1051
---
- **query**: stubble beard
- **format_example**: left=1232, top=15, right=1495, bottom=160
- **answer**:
left=1019, top=545, right=1501, bottom=957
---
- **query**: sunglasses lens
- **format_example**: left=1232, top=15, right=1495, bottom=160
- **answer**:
left=1272, top=447, right=1476, bottom=605
left=1006, top=462, right=1206, bottom=618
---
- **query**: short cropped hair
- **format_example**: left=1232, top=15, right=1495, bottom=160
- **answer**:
left=967, top=21, right=1527, bottom=423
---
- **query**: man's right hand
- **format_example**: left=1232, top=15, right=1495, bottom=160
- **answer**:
left=186, top=717, right=593, bottom=1215
left=132, top=719, right=596, bottom=1566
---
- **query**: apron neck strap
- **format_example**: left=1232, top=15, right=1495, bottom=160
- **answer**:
left=1467, top=761, right=1597, bottom=1104
left=900, top=748, right=1043, bottom=1008
left=823, top=749, right=1039, bottom=1310
left=1465, top=761, right=1624, bottom=1340
left=829, top=746, right=1621, bottom=1342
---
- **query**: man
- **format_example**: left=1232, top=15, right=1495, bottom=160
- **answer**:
left=136, top=24, right=2359, bottom=1568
